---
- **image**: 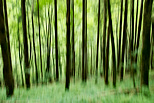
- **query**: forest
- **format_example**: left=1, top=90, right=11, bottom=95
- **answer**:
left=0, top=0, right=154, bottom=102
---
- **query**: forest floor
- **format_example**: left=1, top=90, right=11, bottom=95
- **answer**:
left=0, top=70, right=154, bottom=103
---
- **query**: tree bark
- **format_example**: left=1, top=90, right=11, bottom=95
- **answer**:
left=32, top=0, right=38, bottom=85
left=135, top=0, right=143, bottom=62
left=21, top=0, right=30, bottom=89
left=54, top=0, right=59, bottom=82
left=117, top=0, right=123, bottom=74
left=3, top=0, right=13, bottom=72
left=37, top=0, right=43, bottom=81
left=71, top=0, right=75, bottom=82
left=102, top=0, right=107, bottom=78
left=82, top=0, right=87, bottom=82
left=0, top=0, right=14, bottom=97
left=65, top=0, right=71, bottom=90
left=120, top=0, right=128, bottom=82
left=107, top=0, right=116, bottom=87
left=141, top=0, right=153, bottom=88
left=95, top=0, right=100, bottom=84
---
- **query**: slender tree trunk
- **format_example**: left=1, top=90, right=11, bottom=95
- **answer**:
left=54, top=0, right=59, bottom=82
left=120, top=0, right=128, bottom=82
left=130, top=0, right=136, bottom=88
left=17, top=16, right=24, bottom=87
left=95, top=0, right=100, bottom=84
left=37, top=0, right=43, bottom=81
left=117, top=0, right=123, bottom=74
left=71, top=0, right=75, bottom=82
left=141, top=0, right=153, bottom=88
left=107, top=0, right=116, bottom=87
left=105, top=24, right=109, bottom=85
left=134, top=0, right=138, bottom=42
left=21, top=0, right=30, bottom=89
left=27, top=7, right=32, bottom=64
left=32, top=0, right=38, bottom=85
left=65, top=0, right=71, bottom=90
left=82, top=0, right=87, bottom=82
left=46, top=6, right=52, bottom=82
left=135, top=0, right=143, bottom=62
left=0, top=0, right=14, bottom=97
left=102, top=0, right=107, bottom=78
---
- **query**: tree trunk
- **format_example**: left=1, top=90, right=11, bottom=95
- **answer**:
left=37, top=0, right=43, bottom=82
left=54, top=0, right=59, bottom=82
left=141, top=0, right=153, bottom=88
left=0, top=0, right=14, bottom=97
left=95, top=0, right=100, bottom=84
left=102, top=0, right=107, bottom=78
left=135, top=0, right=143, bottom=62
left=32, top=0, right=38, bottom=85
left=21, top=0, right=30, bottom=89
left=65, top=0, right=71, bottom=90
left=71, top=0, right=75, bottom=82
left=120, top=0, right=128, bottom=82
left=17, top=15, right=24, bottom=87
left=117, top=0, right=123, bottom=74
left=134, top=0, right=138, bottom=42
left=82, top=0, right=87, bottom=82
left=105, top=24, right=109, bottom=85
left=107, top=0, right=116, bottom=87
left=3, top=0, right=13, bottom=72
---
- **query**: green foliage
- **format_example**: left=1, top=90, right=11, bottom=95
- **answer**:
left=0, top=72, right=154, bottom=102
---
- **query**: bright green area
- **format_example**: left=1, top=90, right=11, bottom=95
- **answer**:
left=0, top=70, right=154, bottom=103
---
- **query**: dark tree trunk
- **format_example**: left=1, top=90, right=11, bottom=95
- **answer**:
left=95, top=0, right=100, bottom=84
left=105, top=24, right=110, bottom=85
left=107, top=0, right=116, bottom=87
left=65, top=0, right=71, bottom=90
left=120, top=0, right=128, bottom=81
left=37, top=0, right=43, bottom=81
left=32, top=0, right=38, bottom=85
left=54, top=0, right=59, bottom=82
left=0, top=0, right=14, bottom=97
left=141, top=0, right=153, bottom=88
left=102, top=0, right=107, bottom=78
left=82, top=0, right=87, bottom=82
left=117, top=0, right=123, bottom=74
left=71, top=0, right=75, bottom=82
left=3, top=0, right=13, bottom=72
left=21, top=0, right=30, bottom=89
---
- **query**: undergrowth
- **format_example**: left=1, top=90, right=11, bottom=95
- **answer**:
left=0, top=71, right=154, bottom=103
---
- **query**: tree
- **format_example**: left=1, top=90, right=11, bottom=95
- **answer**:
left=117, top=0, right=123, bottom=74
left=32, top=0, right=39, bottom=84
left=54, top=0, right=59, bottom=82
left=71, top=0, right=75, bottom=82
left=82, top=0, right=87, bottom=82
left=37, top=0, right=43, bottom=81
left=0, top=0, right=14, bottom=97
left=102, top=0, right=107, bottom=77
left=95, top=0, right=100, bottom=84
left=21, top=0, right=30, bottom=88
left=141, top=0, right=153, bottom=88
left=120, top=0, right=128, bottom=81
left=107, top=0, right=116, bottom=87
left=65, top=0, right=71, bottom=90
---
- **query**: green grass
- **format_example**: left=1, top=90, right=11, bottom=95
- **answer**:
left=0, top=71, right=154, bottom=103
